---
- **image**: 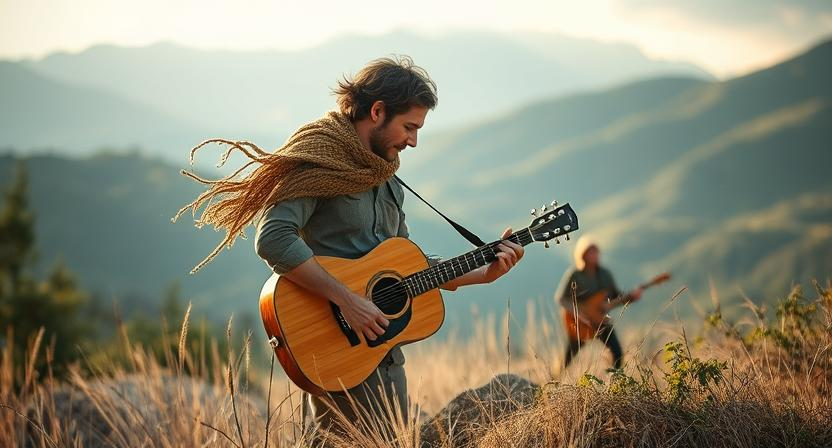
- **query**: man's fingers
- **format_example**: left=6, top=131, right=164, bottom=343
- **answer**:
left=497, top=244, right=518, bottom=264
left=369, top=321, right=386, bottom=336
left=500, top=227, right=512, bottom=239
left=496, top=252, right=513, bottom=270
left=362, top=327, right=378, bottom=341
left=502, top=239, right=524, bottom=259
left=505, top=240, right=524, bottom=260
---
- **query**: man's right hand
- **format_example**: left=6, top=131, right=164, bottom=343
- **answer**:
left=281, top=258, right=389, bottom=341
left=335, top=292, right=389, bottom=341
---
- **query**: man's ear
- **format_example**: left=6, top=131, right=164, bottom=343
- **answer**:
left=370, top=101, right=385, bottom=124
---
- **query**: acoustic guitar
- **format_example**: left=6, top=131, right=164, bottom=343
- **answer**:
left=562, top=272, right=671, bottom=341
left=260, top=202, right=579, bottom=394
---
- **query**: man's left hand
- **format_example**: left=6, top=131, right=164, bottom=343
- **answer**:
left=482, top=227, right=524, bottom=284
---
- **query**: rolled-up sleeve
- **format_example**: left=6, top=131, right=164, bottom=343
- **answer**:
left=255, top=197, right=317, bottom=274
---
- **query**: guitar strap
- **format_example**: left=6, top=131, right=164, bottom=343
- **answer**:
left=392, top=175, right=487, bottom=247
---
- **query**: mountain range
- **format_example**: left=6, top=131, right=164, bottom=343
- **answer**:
left=2, top=31, right=708, bottom=159
left=398, top=37, right=832, bottom=325
left=0, top=35, right=829, bottom=336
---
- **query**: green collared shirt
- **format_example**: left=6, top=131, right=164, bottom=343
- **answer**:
left=255, top=177, right=408, bottom=274
left=255, top=177, right=411, bottom=366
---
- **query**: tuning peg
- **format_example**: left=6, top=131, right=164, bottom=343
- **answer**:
left=551, top=200, right=558, bottom=207
left=566, top=234, right=570, bottom=241
left=542, top=232, right=550, bottom=238
left=555, top=238, right=561, bottom=245
left=544, top=241, right=550, bottom=248
left=539, top=205, right=547, bottom=215
left=530, top=209, right=537, bottom=217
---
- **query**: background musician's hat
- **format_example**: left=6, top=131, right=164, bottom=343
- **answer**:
left=573, top=234, right=598, bottom=270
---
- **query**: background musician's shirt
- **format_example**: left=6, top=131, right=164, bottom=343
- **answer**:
left=556, top=266, right=622, bottom=308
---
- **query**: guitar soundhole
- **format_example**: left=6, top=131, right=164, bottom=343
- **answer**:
left=370, top=276, right=408, bottom=316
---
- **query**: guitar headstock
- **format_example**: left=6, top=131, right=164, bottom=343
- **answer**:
left=528, top=202, right=579, bottom=246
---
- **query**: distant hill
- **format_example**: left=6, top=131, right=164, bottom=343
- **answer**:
left=643, top=193, right=832, bottom=301
left=0, top=152, right=265, bottom=321
left=396, top=37, right=832, bottom=322
left=1, top=38, right=828, bottom=332
left=0, top=62, right=206, bottom=155
left=2, top=31, right=709, bottom=158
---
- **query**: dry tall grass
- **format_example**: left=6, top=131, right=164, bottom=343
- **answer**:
left=1, top=282, right=830, bottom=447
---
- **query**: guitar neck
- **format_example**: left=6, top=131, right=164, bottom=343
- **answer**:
left=402, top=228, right=534, bottom=298
left=607, top=276, right=667, bottom=308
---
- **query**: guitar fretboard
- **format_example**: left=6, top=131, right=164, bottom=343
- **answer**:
left=401, top=228, right=535, bottom=298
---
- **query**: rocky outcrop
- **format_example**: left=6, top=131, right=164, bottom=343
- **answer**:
left=420, top=374, right=539, bottom=448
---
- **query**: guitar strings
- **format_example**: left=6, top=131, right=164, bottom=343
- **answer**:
left=368, top=244, right=501, bottom=307
left=372, top=236, right=519, bottom=306
left=369, top=231, right=535, bottom=307
left=370, top=230, right=534, bottom=306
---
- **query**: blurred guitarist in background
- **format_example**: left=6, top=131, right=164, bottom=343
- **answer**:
left=555, top=235, right=641, bottom=370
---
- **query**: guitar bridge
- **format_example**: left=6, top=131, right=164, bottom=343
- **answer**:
left=330, top=302, right=361, bottom=347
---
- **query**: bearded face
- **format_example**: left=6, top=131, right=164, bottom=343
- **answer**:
left=369, top=122, right=396, bottom=162
left=367, top=106, right=428, bottom=162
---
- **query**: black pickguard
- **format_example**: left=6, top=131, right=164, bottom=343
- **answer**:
left=330, top=275, right=412, bottom=348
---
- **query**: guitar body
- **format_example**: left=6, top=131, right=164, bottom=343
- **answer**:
left=257, top=202, right=580, bottom=395
left=562, top=290, right=610, bottom=341
left=259, top=237, right=444, bottom=395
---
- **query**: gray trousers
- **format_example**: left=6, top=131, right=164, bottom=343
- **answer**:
left=302, top=348, right=408, bottom=444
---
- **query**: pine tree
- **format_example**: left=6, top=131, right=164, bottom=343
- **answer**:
left=0, top=161, right=89, bottom=380
left=0, top=161, right=35, bottom=297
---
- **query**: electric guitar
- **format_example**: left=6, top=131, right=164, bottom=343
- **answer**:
left=562, top=272, right=671, bottom=341
left=260, top=202, right=579, bottom=394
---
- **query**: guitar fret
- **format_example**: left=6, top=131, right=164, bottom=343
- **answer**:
left=404, top=225, right=549, bottom=299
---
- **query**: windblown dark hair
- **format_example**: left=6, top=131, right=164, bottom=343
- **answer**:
left=334, top=55, right=438, bottom=123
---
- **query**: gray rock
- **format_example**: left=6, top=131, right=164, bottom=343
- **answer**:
left=420, top=374, right=539, bottom=448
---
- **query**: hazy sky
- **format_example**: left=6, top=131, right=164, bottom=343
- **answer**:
left=2, top=0, right=831, bottom=77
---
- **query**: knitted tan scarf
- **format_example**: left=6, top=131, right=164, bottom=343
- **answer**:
left=174, top=110, right=399, bottom=273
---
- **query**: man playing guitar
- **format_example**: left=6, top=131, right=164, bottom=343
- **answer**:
left=177, top=56, right=525, bottom=441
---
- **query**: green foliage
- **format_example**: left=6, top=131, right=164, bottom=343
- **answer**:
left=709, top=282, right=831, bottom=374
left=704, top=304, right=722, bottom=328
left=576, top=372, right=604, bottom=389
left=0, top=161, right=35, bottom=294
left=663, top=341, right=727, bottom=405
left=605, top=367, right=648, bottom=396
left=0, top=162, right=237, bottom=382
left=748, top=285, right=822, bottom=353
left=0, top=163, right=90, bottom=380
left=80, top=281, right=234, bottom=383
